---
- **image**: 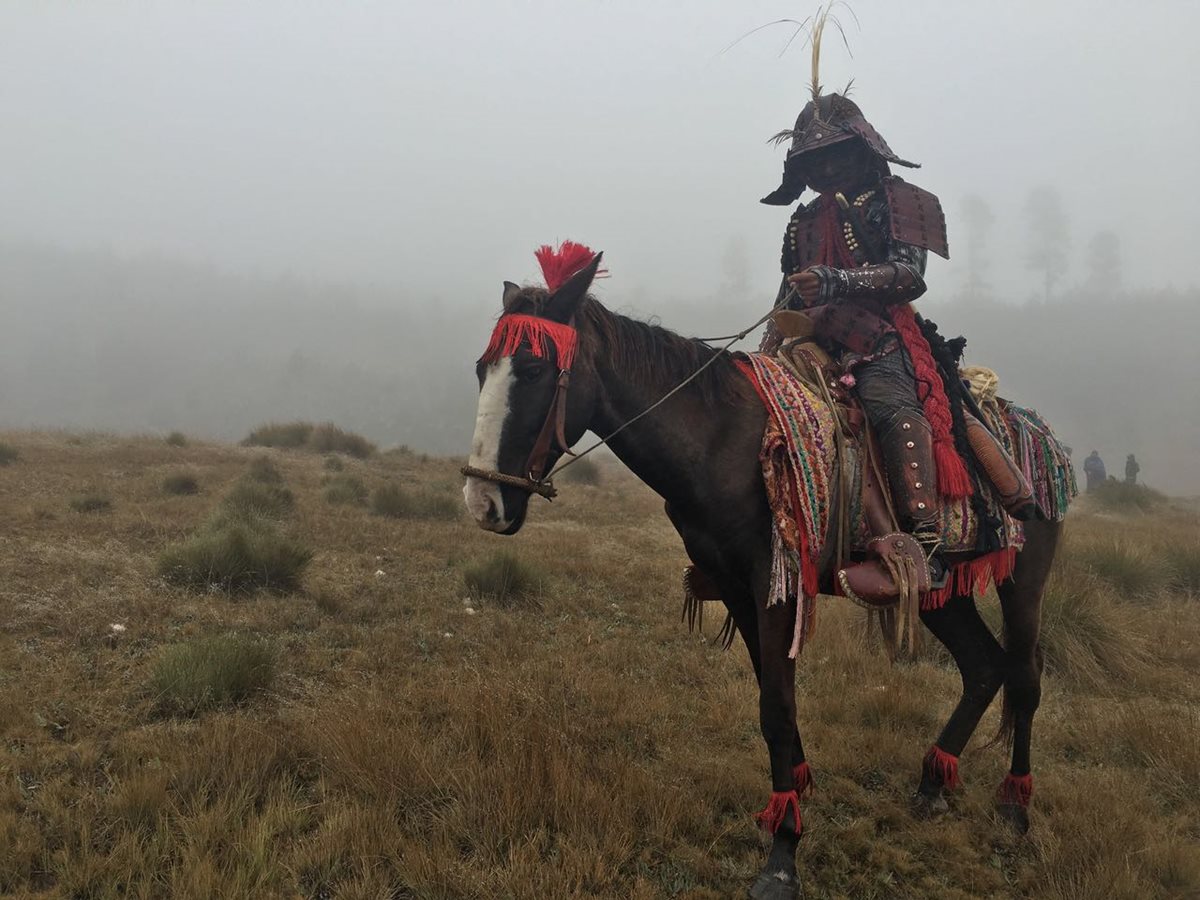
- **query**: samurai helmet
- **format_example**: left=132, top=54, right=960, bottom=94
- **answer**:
left=760, top=92, right=920, bottom=206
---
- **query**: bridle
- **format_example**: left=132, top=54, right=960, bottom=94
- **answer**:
left=461, top=290, right=793, bottom=501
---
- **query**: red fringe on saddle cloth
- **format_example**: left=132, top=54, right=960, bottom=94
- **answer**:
left=923, top=547, right=1018, bottom=611
left=813, top=195, right=972, bottom=500
left=997, top=772, right=1033, bottom=807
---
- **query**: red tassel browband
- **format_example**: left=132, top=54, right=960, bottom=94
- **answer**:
left=479, top=314, right=578, bottom=370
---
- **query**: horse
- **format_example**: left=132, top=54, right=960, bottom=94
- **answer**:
left=462, top=254, right=1062, bottom=899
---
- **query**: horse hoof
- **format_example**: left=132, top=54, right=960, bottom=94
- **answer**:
left=997, top=802, right=1030, bottom=834
left=748, top=869, right=802, bottom=900
left=911, top=789, right=949, bottom=819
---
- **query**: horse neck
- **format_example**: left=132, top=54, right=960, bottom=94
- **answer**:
left=577, top=305, right=755, bottom=506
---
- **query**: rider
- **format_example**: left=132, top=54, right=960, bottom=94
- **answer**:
left=759, top=92, right=1032, bottom=597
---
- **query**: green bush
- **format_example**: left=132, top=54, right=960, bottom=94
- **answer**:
left=219, top=480, right=295, bottom=522
left=242, top=421, right=314, bottom=450
left=164, top=431, right=188, bottom=447
left=0, top=442, right=19, bottom=466
left=463, top=552, right=539, bottom=608
left=307, top=423, right=375, bottom=459
left=150, top=634, right=276, bottom=716
left=245, top=455, right=284, bottom=485
left=324, top=474, right=368, bottom=506
left=559, top=457, right=602, bottom=485
left=157, top=520, right=312, bottom=594
left=70, top=493, right=112, bottom=514
left=371, top=484, right=460, bottom=521
left=162, top=472, right=201, bottom=496
left=1089, top=479, right=1167, bottom=513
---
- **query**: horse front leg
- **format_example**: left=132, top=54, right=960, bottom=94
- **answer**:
left=748, top=594, right=808, bottom=900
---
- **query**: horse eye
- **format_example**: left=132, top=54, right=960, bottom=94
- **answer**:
left=519, top=365, right=545, bottom=382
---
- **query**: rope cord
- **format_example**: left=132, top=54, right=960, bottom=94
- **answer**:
left=547, top=287, right=798, bottom=480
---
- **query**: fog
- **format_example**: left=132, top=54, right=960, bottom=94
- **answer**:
left=2, top=2, right=1199, bottom=491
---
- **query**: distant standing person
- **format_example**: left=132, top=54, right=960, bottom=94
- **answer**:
left=1083, top=450, right=1106, bottom=492
left=1125, top=454, right=1140, bottom=485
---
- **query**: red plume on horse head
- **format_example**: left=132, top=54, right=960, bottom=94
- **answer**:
left=534, top=240, right=607, bottom=293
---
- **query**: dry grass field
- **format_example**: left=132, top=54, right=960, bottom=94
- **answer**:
left=0, top=431, right=1197, bottom=899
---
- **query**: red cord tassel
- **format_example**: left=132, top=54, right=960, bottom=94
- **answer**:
left=997, top=772, right=1033, bottom=807
left=534, top=241, right=604, bottom=292
left=794, top=761, right=815, bottom=798
left=754, top=790, right=802, bottom=834
left=924, top=745, right=961, bottom=791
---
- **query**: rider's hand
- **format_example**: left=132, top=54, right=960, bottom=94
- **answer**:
left=786, top=269, right=824, bottom=303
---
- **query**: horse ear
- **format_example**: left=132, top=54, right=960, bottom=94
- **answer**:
left=502, top=281, right=522, bottom=311
left=543, top=252, right=603, bottom=324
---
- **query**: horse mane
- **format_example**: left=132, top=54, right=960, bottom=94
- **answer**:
left=504, top=287, right=749, bottom=406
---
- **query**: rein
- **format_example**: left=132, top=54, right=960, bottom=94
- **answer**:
left=462, top=288, right=798, bottom=499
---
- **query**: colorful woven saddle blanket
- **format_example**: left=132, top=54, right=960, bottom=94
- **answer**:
left=737, top=352, right=1077, bottom=625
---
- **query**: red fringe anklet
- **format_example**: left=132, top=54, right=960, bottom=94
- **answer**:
left=997, top=772, right=1033, bottom=807
left=794, top=761, right=815, bottom=799
left=924, top=745, right=961, bottom=791
left=754, top=790, right=801, bottom=834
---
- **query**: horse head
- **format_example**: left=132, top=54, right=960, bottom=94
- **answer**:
left=462, top=249, right=604, bottom=533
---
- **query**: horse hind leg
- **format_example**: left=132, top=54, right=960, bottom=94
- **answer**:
left=995, top=518, right=1062, bottom=833
left=913, top=593, right=1007, bottom=816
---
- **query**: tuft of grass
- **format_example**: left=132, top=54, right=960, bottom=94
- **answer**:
left=324, top=475, right=368, bottom=506
left=1038, top=564, right=1148, bottom=689
left=308, top=423, right=375, bottom=459
left=0, top=442, right=19, bottom=465
left=69, top=493, right=112, bottom=514
left=463, top=552, right=539, bottom=608
left=370, top=484, right=459, bottom=521
left=322, top=455, right=345, bottom=472
left=1090, top=479, right=1167, bottom=513
left=1076, top=538, right=1170, bottom=600
left=246, top=455, right=284, bottom=485
left=157, top=519, right=313, bottom=594
left=164, top=431, right=188, bottom=447
left=242, top=421, right=374, bottom=458
left=219, top=480, right=295, bottom=522
left=559, top=457, right=602, bottom=485
left=1162, top=539, right=1200, bottom=597
left=242, top=421, right=313, bottom=450
left=149, top=634, right=276, bottom=716
left=162, top=471, right=201, bottom=496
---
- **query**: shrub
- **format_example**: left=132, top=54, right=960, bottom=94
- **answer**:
left=0, top=442, right=19, bottom=466
left=165, top=431, right=188, bottom=447
left=463, top=552, right=539, bottom=608
left=371, top=484, right=460, bottom=520
left=245, top=455, right=284, bottom=485
left=150, top=634, right=276, bottom=716
left=242, top=421, right=314, bottom=450
left=157, top=520, right=313, bottom=593
left=307, top=423, right=375, bottom=459
left=70, top=493, right=112, bottom=514
left=1090, top=479, right=1167, bottom=513
left=219, top=480, right=295, bottom=522
left=1076, top=538, right=1170, bottom=600
left=324, top=474, right=368, bottom=506
left=322, top=455, right=345, bottom=472
left=559, top=457, right=602, bottom=485
left=162, top=472, right=201, bottom=496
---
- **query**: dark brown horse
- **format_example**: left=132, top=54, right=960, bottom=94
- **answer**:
left=463, top=255, right=1062, bottom=899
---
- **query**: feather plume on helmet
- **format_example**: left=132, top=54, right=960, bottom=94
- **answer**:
left=759, top=3, right=920, bottom=206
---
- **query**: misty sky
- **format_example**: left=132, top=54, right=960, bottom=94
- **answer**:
left=4, top=0, right=1199, bottom=314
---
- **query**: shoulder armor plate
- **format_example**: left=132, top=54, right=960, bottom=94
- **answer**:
left=883, top=177, right=950, bottom=259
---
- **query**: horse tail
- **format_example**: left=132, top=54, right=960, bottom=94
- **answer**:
left=990, top=625, right=1043, bottom=750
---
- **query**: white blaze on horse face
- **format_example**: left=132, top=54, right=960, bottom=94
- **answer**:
left=463, top=356, right=514, bottom=531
